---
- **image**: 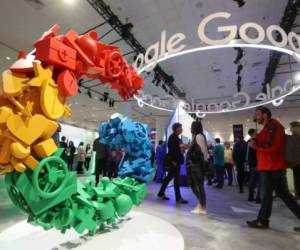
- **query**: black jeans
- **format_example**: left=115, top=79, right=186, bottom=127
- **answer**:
left=224, top=163, right=233, bottom=185
left=236, top=163, right=245, bottom=192
left=215, top=165, right=224, bottom=187
left=293, top=165, right=300, bottom=198
left=85, top=157, right=91, bottom=170
left=258, top=170, right=300, bottom=222
left=190, top=167, right=206, bottom=207
left=108, top=161, right=119, bottom=179
left=158, top=164, right=182, bottom=201
left=95, top=158, right=107, bottom=186
left=76, top=161, right=84, bottom=174
left=248, top=167, right=260, bottom=201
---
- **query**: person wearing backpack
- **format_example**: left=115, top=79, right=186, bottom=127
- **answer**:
left=187, top=120, right=209, bottom=215
left=286, top=121, right=300, bottom=200
left=247, top=107, right=300, bottom=232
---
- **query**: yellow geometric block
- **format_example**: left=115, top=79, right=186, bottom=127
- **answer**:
left=0, top=106, right=13, bottom=124
left=24, top=155, right=39, bottom=171
left=27, top=62, right=53, bottom=87
left=41, top=120, right=59, bottom=140
left=2, top=70, right=29, bottom=97
left=6, top=114, right=47, bottom=145
left=0, top=137, right=12, bottom=164
left=10, top=142, right=30, bottom=159
left=17, top=88, right=43, bottom=115
left=0, top=164, right=14, bottom=175
left=63, top=105, right=72, bottom=119
left=40, top=79, right=66, bottom=119
left=33, top=138, right=57, bottom=158
left=10, top=157, right=26, bottom=172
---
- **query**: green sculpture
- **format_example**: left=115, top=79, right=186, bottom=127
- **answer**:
left=5, top=148, right=147, bottom=235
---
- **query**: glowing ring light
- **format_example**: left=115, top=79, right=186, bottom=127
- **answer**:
left=134, top=42, right=300, bottom=114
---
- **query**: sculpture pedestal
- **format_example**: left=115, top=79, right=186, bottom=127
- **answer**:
left=0, top=211, right=184, bottom=250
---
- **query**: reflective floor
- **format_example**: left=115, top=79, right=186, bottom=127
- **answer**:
left=1, top=176, right=300, bottom=250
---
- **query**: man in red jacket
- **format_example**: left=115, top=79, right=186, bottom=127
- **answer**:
left=247, top=107, right=300, bottom=232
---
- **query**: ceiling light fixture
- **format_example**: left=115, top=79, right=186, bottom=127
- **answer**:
left=6, top=56, right=11, bottom=60
left=103, top=92, right=109, bottom=102
left=236, top=64, right=243, bottom=74
left=87, top=90, right=92, bottom=98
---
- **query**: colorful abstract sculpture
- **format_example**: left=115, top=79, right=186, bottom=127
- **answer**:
left=0, top=25, right=149, bottom=235
left=100, top=113, right=154, bottom=183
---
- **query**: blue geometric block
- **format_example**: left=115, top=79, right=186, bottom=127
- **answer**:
left=99, top=113, right=155, bottom=183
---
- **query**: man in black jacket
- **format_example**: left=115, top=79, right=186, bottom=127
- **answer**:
left=247, top=129, right=260, bottom=203
left=157, top=123, right=188, bottom=204
left=233, top=136, right=247, bottom=193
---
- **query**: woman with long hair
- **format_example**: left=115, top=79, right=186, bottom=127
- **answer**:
left=65, top=141, right=76, bottom=170
left=187, top=120, right=209, bottom=214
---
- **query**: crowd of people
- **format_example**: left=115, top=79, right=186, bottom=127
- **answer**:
left=58, top=136, right=123, bottom=183
left=55, top=106, right=300, bottom=232
left=156, top=106, right=300, bottom=232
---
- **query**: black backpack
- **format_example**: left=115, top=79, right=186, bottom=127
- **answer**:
left=186, top=138, right=204, bottom=165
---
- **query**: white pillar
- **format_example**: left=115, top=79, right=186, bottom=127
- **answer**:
left=155, top=116, right=169, bottom=144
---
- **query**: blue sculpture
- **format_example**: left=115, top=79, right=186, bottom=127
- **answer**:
left=99, top=113, right=154, bottom=183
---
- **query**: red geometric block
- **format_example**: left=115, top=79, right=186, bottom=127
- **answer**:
left=57, top=70, right=78, bottom=97
left=35, top=37, right=77, bottom=71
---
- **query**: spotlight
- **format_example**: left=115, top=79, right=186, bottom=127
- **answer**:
left=233, top=0, right=246, bottom=8
left=78, top=79, right=84, bottom=87
left=165, top=75, right=174, bottom=84
left=237, top=75, right=242, bottom=92
left=87, top=90, right=92, bottom=98
left=162, top=84, right=168, bottom=92
left=237, top=83, right=241, bottom=92
left=155, top=77, right=161, bottom=86
left=108, top=99, right=115, bottom=108
left=237, top=75, right=242, bottom=84
left=121, top=23, right=134, bottom=38
left=234, top=48, right=244, bottom=64
left=103, top=92, right=109, bottom=102
left=236, top=64, right=243, bottom=74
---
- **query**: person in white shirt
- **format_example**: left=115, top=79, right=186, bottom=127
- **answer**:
left=187, top=120, right=209, bottom=215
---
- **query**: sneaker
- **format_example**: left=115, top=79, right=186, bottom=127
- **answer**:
left=176, top=198, right=188, bottom=204
left=191, top=207, right=207, bottom=215
left=157, top=194, right=170, bottom=200
left=294, top=226, right=300, bottom=232
left=247, top=219, right=269, bottom=229
left=190, top=204, right=200, bottom=214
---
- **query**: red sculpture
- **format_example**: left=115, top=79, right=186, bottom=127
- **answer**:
left=11, top=24, right=144, bottom=100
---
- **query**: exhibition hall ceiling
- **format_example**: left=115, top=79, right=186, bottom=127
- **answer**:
left=0, top=0, right=300, bottom=136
